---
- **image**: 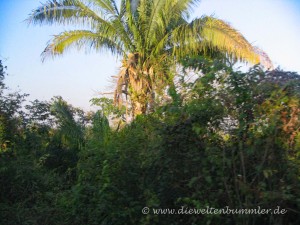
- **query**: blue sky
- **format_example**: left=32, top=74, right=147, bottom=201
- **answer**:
left=0, top=0, right=299, bottom=110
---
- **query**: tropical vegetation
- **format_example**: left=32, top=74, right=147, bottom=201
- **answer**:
left=27, top=0, right=270, bottom=116
left=1, top=56, right=300, bottom=224
left=0, top=1, right=299, bottom=225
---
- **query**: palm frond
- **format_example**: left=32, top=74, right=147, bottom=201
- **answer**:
left=27, top=0, right=113, bottom=30
left=114, top=67, right=127, bottom=106
left=119, top=0, right=127, bottom=17
left=51, top=97, right=84, bottom=148
left=166, top=0, right=200, bottom=21
left=142, top=0, right=199, bottom=55
left=125, top=0, right=143, bottom=53
left=143, top=0, right=165, bottom=45
left=41, top=30, right=123, bottom=60
left=90, top=0, right=120, bottom=16
left=170, top=16, right=260, bottom=64
left=198, top=16, right=260, bottom=63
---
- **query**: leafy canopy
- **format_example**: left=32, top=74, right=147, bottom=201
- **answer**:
left=27, top=0, right=268, bottom=116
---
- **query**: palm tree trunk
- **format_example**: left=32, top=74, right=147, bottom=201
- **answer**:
left=128, top=71, right=149, bottom=116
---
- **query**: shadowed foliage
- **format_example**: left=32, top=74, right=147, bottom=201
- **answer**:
left=1, top=58, right=299, bottom=225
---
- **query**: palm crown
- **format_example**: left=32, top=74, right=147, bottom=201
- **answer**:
left=28, top=0, right=265, bottom=116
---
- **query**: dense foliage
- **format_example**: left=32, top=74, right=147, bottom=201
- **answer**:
left=1, top=59, right=299, bottom=225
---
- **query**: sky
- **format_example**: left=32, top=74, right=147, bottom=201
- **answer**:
left=0, top=0, right=299, bottom=110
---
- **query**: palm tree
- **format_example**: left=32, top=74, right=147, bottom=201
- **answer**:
left=27, top=0, right=267, bottom=116
left=50, top=96, right=85, bottom=150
